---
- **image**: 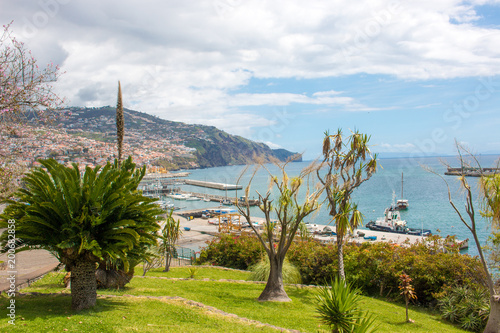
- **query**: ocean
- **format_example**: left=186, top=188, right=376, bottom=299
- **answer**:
left=167, top=155, right=500, bottom=257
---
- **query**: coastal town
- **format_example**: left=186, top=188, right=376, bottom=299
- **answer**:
left=1, top=106, right=204, bottom=170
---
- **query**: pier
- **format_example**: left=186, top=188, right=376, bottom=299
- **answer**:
left=177, top=191, right=260, bottom=206
left=445, top=167, right=500, bottom=177
left=183, top=179, right=242, bottom=190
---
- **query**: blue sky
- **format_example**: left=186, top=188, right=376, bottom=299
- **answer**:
left=2, top=0, right=500, bottom=160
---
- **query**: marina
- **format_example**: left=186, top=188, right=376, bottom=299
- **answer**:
left=145, top=155, right=500, bottom=256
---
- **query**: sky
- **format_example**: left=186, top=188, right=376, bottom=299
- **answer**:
left=2, top=0, right=500, bottom=160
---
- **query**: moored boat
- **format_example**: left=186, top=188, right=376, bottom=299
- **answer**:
left=395, top=172, right=409, bottom=210
left=365, top=206, right=431, bottom=236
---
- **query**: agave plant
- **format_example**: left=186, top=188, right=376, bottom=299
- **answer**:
left=316, top=277, right=378, bottom=333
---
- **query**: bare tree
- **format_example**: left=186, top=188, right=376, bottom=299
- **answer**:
left=431, top=142, right=500, bottom=333
left=236, top=159, right=323, bottom=301
left=0, top=22, right=63, bottom=199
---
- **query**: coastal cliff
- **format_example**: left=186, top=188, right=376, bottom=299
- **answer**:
left=55, top=106, right=300, bottom=170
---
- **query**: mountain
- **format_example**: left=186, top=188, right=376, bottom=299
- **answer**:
left=55, top=106, right=301, bottom=170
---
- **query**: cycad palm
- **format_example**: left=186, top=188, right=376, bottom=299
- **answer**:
left=0, top=157, right=162, bottom=311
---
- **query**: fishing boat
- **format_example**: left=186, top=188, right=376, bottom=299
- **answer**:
left=395, top=172, right=409, bottom=210
left=365, top=206, right=431, bottom=236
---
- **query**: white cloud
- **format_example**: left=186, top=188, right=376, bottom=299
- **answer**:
left=3, top=0, right=500, bottom=140
left=262, top=141, right=283, bottom=149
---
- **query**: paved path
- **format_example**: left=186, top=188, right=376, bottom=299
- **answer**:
left=0, top=249, right=60, bottom=292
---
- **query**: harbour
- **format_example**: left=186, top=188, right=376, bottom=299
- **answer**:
left=173, top=208, right=469, bottom=252
left=164, top=155, right=500, bottom=257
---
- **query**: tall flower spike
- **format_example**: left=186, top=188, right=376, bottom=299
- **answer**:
left=116, top=81, right=124, bottom=165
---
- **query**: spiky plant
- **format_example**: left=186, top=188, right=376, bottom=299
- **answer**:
left=316, top=277, right=378, bottom=333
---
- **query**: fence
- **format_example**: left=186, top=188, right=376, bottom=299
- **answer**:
left=170, top=246, right=197, bottom=267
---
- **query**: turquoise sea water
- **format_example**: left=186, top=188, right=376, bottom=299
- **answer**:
left=170, top=155, right=500, bottom=257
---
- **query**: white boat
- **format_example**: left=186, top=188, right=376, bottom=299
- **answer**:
left=186, top=196, right=201, bottom=201
left=366, top=206, right=431, bottom=236
left=396, top=172, right=409, bottom=210
left=366, top=207, right=408, bottom=233
left=169, top=193, right=188, bottom=200
left=203, top=197, right=211, bottom=202
left=157, top=200, right=174, bottom=209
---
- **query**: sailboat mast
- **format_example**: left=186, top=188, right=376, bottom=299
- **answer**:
left=401, top=172, right=404, bottom=199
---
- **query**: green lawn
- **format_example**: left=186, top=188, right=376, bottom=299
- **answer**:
left=139, top=266, right=252, bottom=280
left=0, top=267, right=467, bottom=333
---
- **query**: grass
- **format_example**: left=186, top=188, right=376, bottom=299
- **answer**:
left=0, top=267, right=468, bottom=333
left=139, top=266, right=252, bottom=280
left=0, top=294, right=278, bottom=333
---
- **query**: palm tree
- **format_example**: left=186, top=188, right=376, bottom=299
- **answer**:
left=0, top=157, right=162, bottom=311
left=317, top=129, right=377, bottom=280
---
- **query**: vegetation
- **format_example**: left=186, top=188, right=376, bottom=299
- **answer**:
left=116, top=81, right=124, bottom=164
left=200, top=235, right=486, bottom=307
left=4, top=267, right=469, bottom=333
left=159, top=209, right=182, bottom=272
left=431, top=144, right=500, bottom=332
left=437, top=285, right=490, bottom=332
left=236, top=160, right=323, bottom=301
left=316, top=278, right=378, bottom=333
left=317, top=129, right=377, bottom=280
left=0, top=157, right=163, bottom=311
left=399, top=273, right=417, bottom=323
left=0, top=22, right=64, bottom=199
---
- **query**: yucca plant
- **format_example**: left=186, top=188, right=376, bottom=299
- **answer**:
left=248, top=256, right=302, bottom=284
left=316, top=277, right=378, bottom=333
left=0, top=157, right=163, bottom=311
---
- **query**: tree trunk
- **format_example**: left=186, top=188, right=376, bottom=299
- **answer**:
left=163, top=247, right=172, bottom=272
left=258, top=255, right=291, bottom=302
left=484, top=295, right=500, bottom=333
left=337, top=236, right=345, bottom=280
left=95, top=265, right=133, bottom=289
left=405, top=298, right=409, bottom=323
left=70, top=259, right=97, bottom=311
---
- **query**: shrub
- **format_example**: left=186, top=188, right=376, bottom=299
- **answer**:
left=197, top=233, right=264, bottom=270
left=436, top=285, right=490, bottom=332
left=201, top=235, right=487, bottom=307
left=289, top=238, right=486, bottom=305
